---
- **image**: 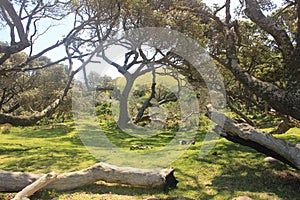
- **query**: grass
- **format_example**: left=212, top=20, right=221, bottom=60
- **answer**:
left=0, top=123, right=299, bottom=200
left=0, top=123, right=96, bottom=173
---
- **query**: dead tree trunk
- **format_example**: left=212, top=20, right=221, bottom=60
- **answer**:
left=0, top=162, right=178, bottom=192
left=206, top=104, right=300, bottom=170
left=12, top=172, right=57, bottom=200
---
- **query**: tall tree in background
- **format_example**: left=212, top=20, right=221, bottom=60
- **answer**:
left=180, top=0, right=300, bottom=169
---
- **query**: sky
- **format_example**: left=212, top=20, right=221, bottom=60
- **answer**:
left=0, top=15, right=74, bottom=62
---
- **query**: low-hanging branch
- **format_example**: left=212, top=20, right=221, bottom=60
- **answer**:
left=205, top=104, right=300, bottom=170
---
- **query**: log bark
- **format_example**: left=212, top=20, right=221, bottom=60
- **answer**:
left=0, top=162, right=178, bottom=192
left=12, top=172, right=57, bottom=200
left=206, top=104, right=300, bottom=170
left=0, top=171, right=43, bottom=192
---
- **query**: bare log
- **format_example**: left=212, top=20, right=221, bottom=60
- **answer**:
left=12, top=172, right=57, bottom=200
left=0, top=170, right=43, bottom=192
left=0, top=163, right=178, bottom=192
left=206, top=104, right=300, bottom=170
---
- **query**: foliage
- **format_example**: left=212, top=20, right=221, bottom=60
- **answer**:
left=92, top=68, right=205, bottom=130
left=95, top=102, right=112, bottom=116
left=2, top=0, right=298, bottom=124
left=0, top=54, right=72, bottom=122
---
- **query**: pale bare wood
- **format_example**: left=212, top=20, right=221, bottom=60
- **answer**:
left=0, top=170, right=43, bottom=192
left=206, top=104, right=300, bottom=170
left=46, top=162, right=177, bottom=191
left=12, top=172, right=57, bottom=200
left=0, top=163, right=178, bottom=192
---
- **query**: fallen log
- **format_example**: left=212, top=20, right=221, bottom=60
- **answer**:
left=12, top=172, right=57, bottom=200
left=0, top=162, right=178, bottom=192
left=206, top=104, right=300, bottom=170
left=0, top=171, right=43, bottom=192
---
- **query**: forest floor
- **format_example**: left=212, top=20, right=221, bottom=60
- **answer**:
left=0, top=121, right=299, bottom=200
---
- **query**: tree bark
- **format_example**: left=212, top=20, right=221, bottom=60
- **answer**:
left=0, top=171, right=42, bottom=192
left=206, top=104, right=300, bottom=170
left=12, top=172, right=57, bottom=200
left=117, top=76, right=134, bottom=128
left=134, top=81, right=156, bottom=124
left=244, top=0, right=294, bottom=65
left=0, top=162, right=178, bottom=192
left=183, top=0, right=300, bottom=121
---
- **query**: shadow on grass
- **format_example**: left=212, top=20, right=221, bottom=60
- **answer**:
left=172, top=167, right=212, bottom=199
left=14, top=124, right=76, bottom=139
left=2, top=146, right=96, bottom=172
left=1, top=124, right=96, bottom=172
left=32, top=182, right=168, bottom=200
left=93, top=126, right=176, bottom=148
left=77, top=123, right=180, bottom=153
left=196, top=139, right=300, bottom=199
left=210, top=163, right=300, bottom=199
left=2, top=124, right=300, bottom=200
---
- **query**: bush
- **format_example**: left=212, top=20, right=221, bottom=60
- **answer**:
left=0, top=123, right=12, bottom=134
left=95, top=102, right=112, bottom=116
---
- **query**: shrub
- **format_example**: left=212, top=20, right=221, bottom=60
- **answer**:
left=0, top=123, right=12, bottom=134
left=95, top=102, right=112, bottom=116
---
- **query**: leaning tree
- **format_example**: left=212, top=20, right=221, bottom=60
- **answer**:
left=209, top=0, right=300, bottom=169
left=94, top=0, right=300, bottom=169
left=0, top=0, right=181, bottom=196
left=164, top=0, right=300, bottom=169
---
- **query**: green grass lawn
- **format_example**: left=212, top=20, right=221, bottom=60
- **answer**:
left=0, top=123, right=299, bottom=200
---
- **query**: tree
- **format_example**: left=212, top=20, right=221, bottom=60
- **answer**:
left=218, top=0, right=299, bottom=120
left=1, top=0, right=299, bottom=197
left=92, top=0, right=300, bottom=169
left=168, top=0, right=300, bottom=169
left=0, top=0, right=120, bottom=125
left=0, top=1, right=183, bottom=195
